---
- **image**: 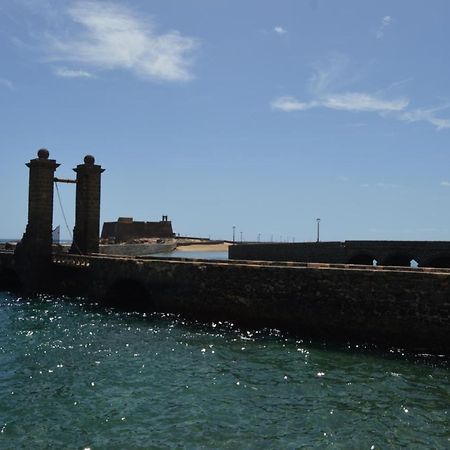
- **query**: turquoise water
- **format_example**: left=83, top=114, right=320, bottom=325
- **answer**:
left=0, top=292, right=448, bottom=449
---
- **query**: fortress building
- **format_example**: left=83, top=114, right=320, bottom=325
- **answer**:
left=101, top=216, right=175, bottom=243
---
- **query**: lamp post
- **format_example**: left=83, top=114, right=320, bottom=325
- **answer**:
left=232, top=226, right=236, bottom=243
left=240, top=231, right=243, bottom=242
left=316, top=218, right=321, bottom=243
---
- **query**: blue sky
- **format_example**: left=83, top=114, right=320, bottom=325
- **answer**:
left=1, top=0, right=450, bottom=242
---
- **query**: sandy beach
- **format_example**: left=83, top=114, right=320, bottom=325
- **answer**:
left=176, top=243, right=231, bottom=252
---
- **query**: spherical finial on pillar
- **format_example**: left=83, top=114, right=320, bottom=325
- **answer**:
left=37, top=148, right=49, bottom=159
left=84, top=155, right=95, bottom=165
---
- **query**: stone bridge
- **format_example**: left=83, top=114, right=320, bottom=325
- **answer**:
left=1, top=250, right=450, bottom=353
left=1, top=149, right=449, bottom=354
left=229, top=240, right=450, bottom=268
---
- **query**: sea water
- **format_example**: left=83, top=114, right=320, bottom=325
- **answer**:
left=0, top=291, right=448, bottom=449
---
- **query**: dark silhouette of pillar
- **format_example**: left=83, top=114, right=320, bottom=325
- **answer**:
left=16, top=149, right=60, bottom=259
left=70, top=155, right=104, bottom=254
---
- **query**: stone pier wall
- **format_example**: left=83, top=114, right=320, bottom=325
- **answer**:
left=2, top=251, right=449, bottom=353
left=230, top=242, right=347, bottom=264
left=47, top=255, right=450, bottom=354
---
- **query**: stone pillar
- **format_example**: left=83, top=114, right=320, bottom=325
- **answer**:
left=70, top=155, right=104, bottom=254
left=16, top=149, right=60, bottom=259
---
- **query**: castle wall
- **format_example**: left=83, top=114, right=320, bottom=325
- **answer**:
left=101, top=220, right=174, bottom=242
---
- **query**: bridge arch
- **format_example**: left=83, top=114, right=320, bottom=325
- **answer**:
left=421, top=254, right=450, bottom=268
left=103, top=278, right=153, bottom=311
left=380, top=253, right=418, bottom=267
left=0, top=268, right=22, bottom=290
left=347, top=253, right=377, bottom=266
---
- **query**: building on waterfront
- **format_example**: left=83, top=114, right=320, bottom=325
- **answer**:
left=101, top=216, right=175, bottom=243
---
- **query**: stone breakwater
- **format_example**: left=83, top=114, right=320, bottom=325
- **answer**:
left=1, top=251, right=449, bottom=354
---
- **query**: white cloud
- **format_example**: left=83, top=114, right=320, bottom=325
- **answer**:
left=323, top=92, right=408, bottom=112
left=0, top=78, right=14, bottom=89
left=400, top=106, right=450, bottom=130
left=376, top=15, right=393, bottom=39
left=47, top=1, right=198, bottom=82
left=336, top=176, right=349, bottom=182
left=271, top=55, right=450, bottom=130
left=272, top=92, right=408, bottom=114
left=271, top=96, right=317, bottom=111
left=274, top=26, right=287, bottom=35
left=55, top=67, right=93, bottom=78
left=440, top=181, right=450, bottom=187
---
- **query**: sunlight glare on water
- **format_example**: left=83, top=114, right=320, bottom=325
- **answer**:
left=0, top=291, right=449, bottom=449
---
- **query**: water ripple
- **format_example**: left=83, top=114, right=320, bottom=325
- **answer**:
left=0, top=292, right=448, bottom=449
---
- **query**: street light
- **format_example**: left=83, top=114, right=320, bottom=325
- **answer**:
left=232, top=226, right=236, bottom=243
left=316, top=218, right=321, bottom=243
left=240, top=231, right=243, bottom=242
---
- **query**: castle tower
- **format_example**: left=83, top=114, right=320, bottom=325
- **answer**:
left=70, top=155, right=104, bottom=254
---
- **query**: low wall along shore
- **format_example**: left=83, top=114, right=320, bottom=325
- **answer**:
left=1, top=251, right=449, bottom=354
left=229, top=240, right=450, bottom=267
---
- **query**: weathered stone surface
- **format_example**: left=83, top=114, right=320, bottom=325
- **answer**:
left=4, top=150, right=448, bottom=355
left=3, top=252, right=448, bottom=354
left=101, top=217, right=175, bottom=242
left=70, top=156, right=104, bottom=254
left=13, top=150, right=60, bottom=290
left=15, top=150, right=60, bottom=259
left=230, top=241, right=450, bottom=268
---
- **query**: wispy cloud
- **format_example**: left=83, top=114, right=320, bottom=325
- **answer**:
left=271, top=96, right=317, bottom=111
left=272, top=92, right=408, bottom=114
left=309, top=53, right=349, bottom=94
left=400, top=106, right=450, bottom=130
left=376, top=15, right=393, bottom=39
left=54, top=66, right=93, bottom=78
left=322, top=92, right=408, bottom=112
left=0, top=77, right=14, bottom=90
left=440, top=181, right=450, bottom=187
left=46, top=1, right=198, bottom=82
left=274, top=26, right=287, bottom=35
left=361, top=182, right=399, bottom=189
left=272, top=54, right=450, bottom=130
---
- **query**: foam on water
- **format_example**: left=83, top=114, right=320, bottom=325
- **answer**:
left=0, top=292, right=448, bottom=449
